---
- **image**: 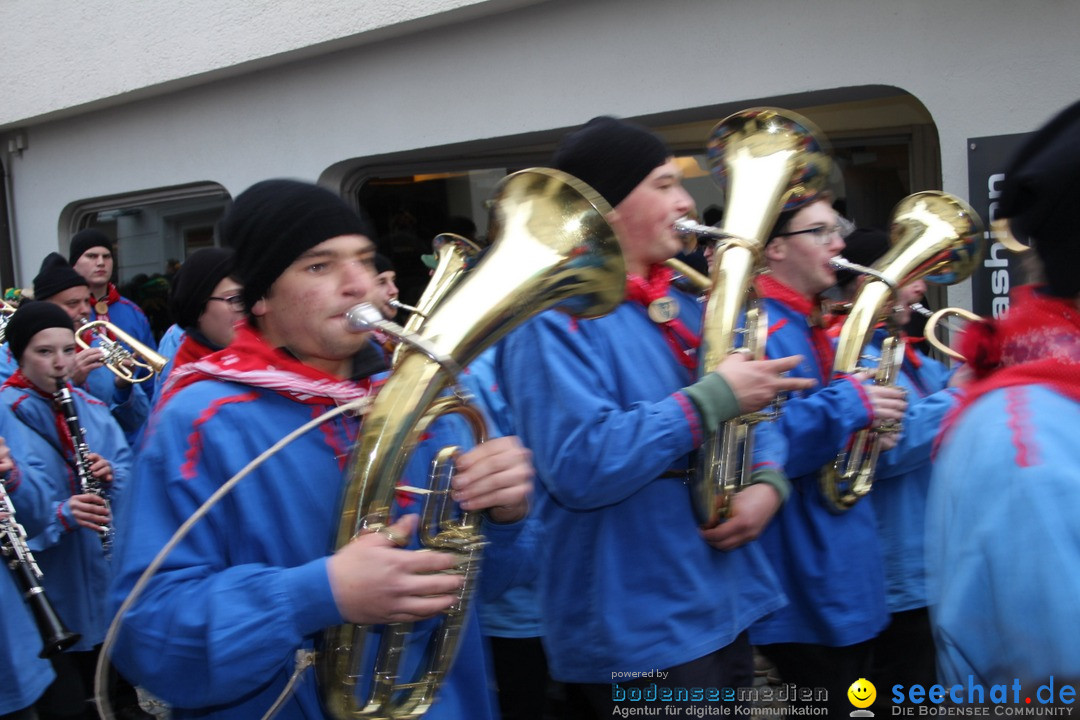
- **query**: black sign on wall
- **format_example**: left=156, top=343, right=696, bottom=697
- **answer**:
left=966, top=133, right=1030, bottom=318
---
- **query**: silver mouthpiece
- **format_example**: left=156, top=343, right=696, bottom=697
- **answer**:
left=910, top=302, right=933, bottom=319
left=345, top=303, right=386, bottom=333
left=830, top=256, right=897, bottom=292
left=345, top=302, right=463, bottom=378
left=674, top=218, right=732, bottom=241
left=389, top=299, right=426, bottom=317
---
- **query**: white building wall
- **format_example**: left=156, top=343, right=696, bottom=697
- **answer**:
left=2, top=0, right=1079, bottom=288
left=0, top=0, right=538, bottom=128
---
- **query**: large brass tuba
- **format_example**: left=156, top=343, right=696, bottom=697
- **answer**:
left=316, top=167, right=625, bottom=719
left=691, top=108, right=833, bottom=527
left=820, top=191, right=984, bottom=512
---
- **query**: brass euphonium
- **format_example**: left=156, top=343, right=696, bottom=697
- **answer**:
left=821, top=191, right=985, bottom=512
left=389, top=233, right=484, bottom=369
left=76, top=319, right=167, bottom=384
left=316, top=167, right=625, bottom=719
left=691, top=108, right=833, bottom=527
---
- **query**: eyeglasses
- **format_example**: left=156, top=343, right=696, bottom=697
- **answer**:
left=777, top=225, right=851, bottom=245
left=775, top=224, right=852, bottom=245
left=207, top=295, right=245, bottom=311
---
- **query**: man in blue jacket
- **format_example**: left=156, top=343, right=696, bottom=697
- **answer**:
left=108, top=179, right=534, bottom=719
left=927, top=100, right=1080, bottom=686
left=68, top=231, right=155, bottom=351
left=748, top=196, right=907, bottom=716
left=834, top=228, right=961, bottom=696
left=495, top=116, right=815, bottom=717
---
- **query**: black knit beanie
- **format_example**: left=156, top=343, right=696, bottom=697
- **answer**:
left=33, top=253, right=89, bottom=300
left=221, top=179, right=373, bottom=312
left=169, top=247, right=235, bottom=331
left=374, top=254, right=394, bottom=275
left=68, top=229, right=113, bottom=266
left=6, top=301, right=75, bottom=362
left=998, top=99, right=1080, bottom=298
left=553, top=116, right=671, bottom=208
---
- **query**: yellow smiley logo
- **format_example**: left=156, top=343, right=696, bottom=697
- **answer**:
left=848, top=678, right=876, bottom=709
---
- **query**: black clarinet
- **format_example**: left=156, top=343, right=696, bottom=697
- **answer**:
left=53, top=383, right=113, bottom=557
left=0, top=473, right=81, bottom=657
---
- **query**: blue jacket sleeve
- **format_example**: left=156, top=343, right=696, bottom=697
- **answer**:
left=107, top=381, right=151, bottom=436
left=859, top=346, right=956, bottom=479
left=748, top=417, right=791, bottom=500
left=0, top=414, right=52, bottom=538
left=32, top=396, right=133, bottom=551
left=496, top=313, right=702, bottom=511
left=107, top=401, right=343, bottom=708
left=875, top=387, right=958, bottom=478
left=96, top=399, right=133, bottom=506
left=774, top=375, right=874, bottom=478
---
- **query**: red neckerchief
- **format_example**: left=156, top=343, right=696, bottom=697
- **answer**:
left=903, top=336, right=924, bottom=370
left=2, top=371, right=77, bottom=459
left=159, top=324, right=371, bottom=409
left=624, top=264, right=700, bottom=370
left=755, top=274, right=833, bottom=382
left=938, top=285, right=1080, bottom=447
left=170, top=333, right=216, bottom=374
left=89, top=283, right=123, bottom=324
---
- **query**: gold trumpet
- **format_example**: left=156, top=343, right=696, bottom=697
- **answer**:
left=912, top=303, right=982, bottom=362
left=75, top=320, right=167, bottom=384
left=316, top=167, right=625, bottom=719
left=821, top=191, right=984, bottom=512
left=691, top=107, right=833, bottom=527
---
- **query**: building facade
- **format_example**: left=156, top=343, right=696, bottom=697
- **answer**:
left=2, top=0, right=1077, bottom=314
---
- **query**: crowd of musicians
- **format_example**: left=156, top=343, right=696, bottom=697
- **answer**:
left=0, top=99, right=1077, bottom=720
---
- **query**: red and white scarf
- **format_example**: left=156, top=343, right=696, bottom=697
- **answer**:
left=159, top=324, right=372, bottom=409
